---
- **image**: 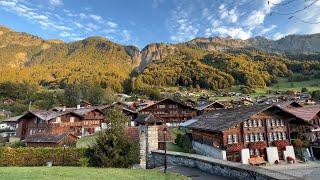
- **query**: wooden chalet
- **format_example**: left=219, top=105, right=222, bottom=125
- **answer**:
left=25, top=133, right=78, bottom=147
left=285, top=105, right=320, bottom=141
left=231, top=98, right=255, bottom=107
left=187, top=105, right=312, bottom=162
left=195, top=101, right=226, bottom=115
left=16, top=106, right=106, bottom=140
left=138, top=98, right=197, bottom=126
left=134, top=113, right=163, bottom=126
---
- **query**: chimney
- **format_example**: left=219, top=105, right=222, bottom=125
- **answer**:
left=62, top=106, right=66, bottom=111
left=77, top=105, right=81, bottom=109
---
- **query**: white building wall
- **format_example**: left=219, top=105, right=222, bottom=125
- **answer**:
left=241, top=148, right=250, bottom=164
left=266, top=147, right=279, bottom=164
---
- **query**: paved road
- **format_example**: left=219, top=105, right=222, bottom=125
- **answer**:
left=158, top=166, right=230, bottom=180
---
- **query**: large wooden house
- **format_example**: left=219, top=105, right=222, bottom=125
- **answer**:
left=16, top=106, right=106, bottom=140
left=138, top=98, right=197, bottom=126
left=187, top=105, right=312, bottom=162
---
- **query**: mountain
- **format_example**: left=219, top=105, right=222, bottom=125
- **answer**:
left=0, top=26, right=140, bottom=92
left=0, top=25, right=320, bottom=93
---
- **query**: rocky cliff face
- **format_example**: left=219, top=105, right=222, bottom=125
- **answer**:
left=139, top=43, right=178, bottom=70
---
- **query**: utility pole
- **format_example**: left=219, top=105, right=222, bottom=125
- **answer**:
left=163, top=127, right=167, bottom=173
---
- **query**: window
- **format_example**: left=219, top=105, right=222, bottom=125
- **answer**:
left=282, top=132, right=286, bottom=140
left=259, top=133, right=264, bottom=141
left=70, top=117, right=75, bottom=123
left=227, top=135, right=233, bottom=144
left=253, top=120, right=257, bottom=127
left=267, top=119, right=271, bottom=127
left=158, top=105, right=166, bottom=109
left=255, top=149, right=260, bottom=156
left=250, top=133, right=254, bottom=142
left=255, top=133, right=259, bottom=142
left=248, top=120, right=252, bottom=127
left=280, top=119, right=284, bottom=126
left=276, top=120, right=280, bottom=126
left=245, top=134, right=249, bottom=142
left=258, top=119, right=262, bottom=127
left=55, top=117, right=61, bottom=123
left=233, top=134, right=238, bottom=143
left=273, top=132, right=278, bottom=140
left=269, top=133, right=273, bottom=141
left=271, top=119, right=275, bottom=127
left=250, top=149, right=254, bottom=156
left=243, top=121, right=248, bottom=127
left=278, top=132, right=282, bottom=140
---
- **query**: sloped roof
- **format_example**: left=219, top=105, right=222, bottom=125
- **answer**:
left=195, top=101, right=225, bottom=111
left=134, top=113, right=163, bottom=125
left=25, top=133, right=78, bottom=143
left=285, top=106, right=320, bottom=121
left=187, top=105, right=273, bottom=132
left=276, top=101, right=303, bottom=109
left=3, top=115, right=23, bottom=122
left=29, top=110, right=69, bottom=121
left=138, top=98, right=197, bottom=111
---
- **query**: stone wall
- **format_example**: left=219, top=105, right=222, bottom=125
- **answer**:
left=151, top=150, right=299, bottom=180
left=139, top=125, right=159, bottom=168
left=192, top=141, right=226, bottom=160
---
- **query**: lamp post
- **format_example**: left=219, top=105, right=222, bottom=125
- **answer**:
left=163, top=127, right=167, bottom=173
left=63, top=144, right=66, bottom=166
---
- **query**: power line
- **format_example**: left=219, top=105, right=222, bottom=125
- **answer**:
left=269, top=0, right=319, bottom=15
left=289, top=15, right=320, bottom=24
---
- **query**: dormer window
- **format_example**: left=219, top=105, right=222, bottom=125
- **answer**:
left=280, top=119, right=284, bottom=126
left=258, top=120, right=262, bottom=127
left=271, top=119, right=275, bottom=127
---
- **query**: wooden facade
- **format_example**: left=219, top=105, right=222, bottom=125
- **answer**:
left=138, top=98, right=197, bottom=126
left=25, top=133, right=78, bottom=147
left=188, top=105, right=312, bottom=162
left=16, top=108, right=106, bottom=140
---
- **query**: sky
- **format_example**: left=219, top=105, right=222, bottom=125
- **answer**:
left=0, top=0, right=320, bottom=48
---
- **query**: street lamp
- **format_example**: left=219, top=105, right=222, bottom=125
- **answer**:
left=163, top=127, right=167, bottom=173
left=63, top=144, right=66, bottom=166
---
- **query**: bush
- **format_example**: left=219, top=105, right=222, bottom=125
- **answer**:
left=0, top=147, right=86, bottom=166
left=176, top=134, right=193, bottom=153
left=240, top=86, right=255, bottom=94
left=86, top=110, right=138, bottom=168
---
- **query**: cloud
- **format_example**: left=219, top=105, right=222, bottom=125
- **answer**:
left=107, top=21, right=118, bottom=28
left=0, top=0, right=128, bottom=43
left=259, top=25, right=277, bottom=35
left=219, top=4, right=238, bottom=23
left=168, top=5, right=199, bottom=42
left=206, top=26, right=251, bottom=40
left=121, top=30, right=131, bottom=41
left=49, top=0, right=63, bottom=6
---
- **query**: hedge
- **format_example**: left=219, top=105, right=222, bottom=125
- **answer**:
left=0, top=147, right=86, bottom=166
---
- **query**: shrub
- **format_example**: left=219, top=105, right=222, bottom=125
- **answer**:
left=86, top=109, right=138, bottom=168
left=0, top=147, right=86, bottom=166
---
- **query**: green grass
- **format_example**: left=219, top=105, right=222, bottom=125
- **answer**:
left=76, top=134, right=98, bottom=148
left=0, top=167, right=187, bottom=180
left=269, top=78, right=320, bottom=92
left=166, top=142, right=185, bottom=152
